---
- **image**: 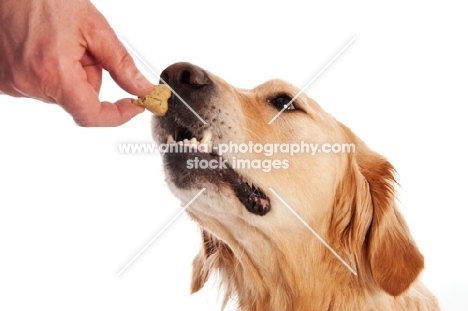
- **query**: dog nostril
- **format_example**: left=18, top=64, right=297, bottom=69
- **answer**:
left=178, top=66, right=209, bottom=86
left=180, top=70, right=192, bottom=85
left=160, top=62, right=210, bottom=89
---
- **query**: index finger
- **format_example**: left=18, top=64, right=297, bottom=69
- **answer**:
left=84, top=22, right=153, bottom=97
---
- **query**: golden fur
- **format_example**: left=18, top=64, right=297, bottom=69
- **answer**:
left=153, top=64, right=440, bottom=310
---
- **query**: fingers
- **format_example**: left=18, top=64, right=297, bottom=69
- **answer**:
left=84, top=15, right=154, bottom=97
left=82, top=64, right=103, bottom=94
left=58, top=63, right=144, bottom=127
left=83, top=99, right=145, bottom=127
left=80, top=52, right=102, bottom=93
left=69, top=95, right=145, bottom=127
left=103, top=42, right=154, bottom=96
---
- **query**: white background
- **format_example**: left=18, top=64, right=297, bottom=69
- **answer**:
left=1, top=1, right=467, bottom=310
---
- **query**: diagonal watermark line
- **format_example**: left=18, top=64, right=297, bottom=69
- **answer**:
left=269, top=188, right=357, bottom=276
left=117, top=188, right=206, bottom=276
left=118, top=36, right=207, bottom=124
left=268, top=37, right=356, bottom=124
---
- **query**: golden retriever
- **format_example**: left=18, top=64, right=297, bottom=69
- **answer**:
left=151, top=62, right=440, bottom=310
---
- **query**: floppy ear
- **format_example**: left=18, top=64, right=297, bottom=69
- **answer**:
left=358, top=149, right=424, bottom=296
left=332, top=128, right=424, bottom=296
left=190, top=229, right=234, bottom=294
left=191, top=230, right=217, bottom=293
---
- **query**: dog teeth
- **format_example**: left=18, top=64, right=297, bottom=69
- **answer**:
left=200, top=131, right=212, bottom=144
left=167, top=135, right=175, bottom=144
left=166, top=130, right=212, bottom=151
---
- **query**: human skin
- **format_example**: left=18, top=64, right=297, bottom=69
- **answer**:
left=0, top=0, right=154, bottom=126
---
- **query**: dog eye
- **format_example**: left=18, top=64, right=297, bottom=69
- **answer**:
left=268, top=95, right=297, bottom=111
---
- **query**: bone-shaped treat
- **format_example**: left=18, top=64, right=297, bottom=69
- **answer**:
left=133, top=84, right=171, bottom=116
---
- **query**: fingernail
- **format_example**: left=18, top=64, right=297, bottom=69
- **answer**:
left=135, top=71, right=153, bottom=90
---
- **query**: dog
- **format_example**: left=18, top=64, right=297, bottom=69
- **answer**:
left=151, top=62, right=440, bottom=310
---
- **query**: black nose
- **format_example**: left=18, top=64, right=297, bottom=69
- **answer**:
left=159, top=62, right=210, bottom=90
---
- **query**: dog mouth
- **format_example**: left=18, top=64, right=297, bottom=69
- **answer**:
left=164, top=125, right=271, bottom=216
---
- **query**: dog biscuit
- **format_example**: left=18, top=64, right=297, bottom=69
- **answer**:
left=133, top=84, right=171, bottom=116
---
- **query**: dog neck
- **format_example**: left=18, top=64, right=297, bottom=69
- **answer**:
left=192, top=229, right=353, bottom=310
left=191, top=228, right=438, bottom=311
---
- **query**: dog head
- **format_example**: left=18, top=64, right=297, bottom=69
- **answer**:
left=151, top=62, right=424, bottom=307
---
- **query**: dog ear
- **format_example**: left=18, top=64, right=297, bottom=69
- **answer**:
left=191, top=229, right=235, bottom=294
left=357, top=149, right=424, bottom=296
left=190, top=230, right=218, bottom=293
left=332, top=128, right=424, bottom=296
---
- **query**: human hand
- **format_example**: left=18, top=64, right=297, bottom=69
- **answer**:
left=0, top=0, right=153, bottom=126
